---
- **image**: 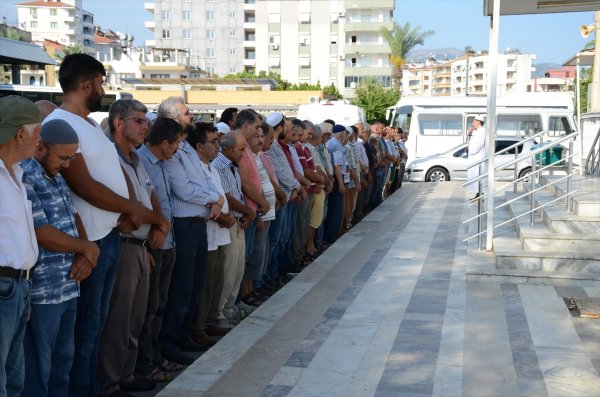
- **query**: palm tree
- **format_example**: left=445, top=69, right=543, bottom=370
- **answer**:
left=56, top=43, right=84, bottom=62
left=381, top=22, right=434, bottom=91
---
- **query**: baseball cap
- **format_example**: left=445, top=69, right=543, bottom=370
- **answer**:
left=318, top=122, right=332, bottom=134
left=215, top=121, right=230, bottom=134
left=266, top=112, right=284, bottom=128
left=0, top=96, right=41, bottom=144
left=332, top=124, right=346, bottom=134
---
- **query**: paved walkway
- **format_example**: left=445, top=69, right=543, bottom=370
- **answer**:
left=157, top=181, right=600, bottom=397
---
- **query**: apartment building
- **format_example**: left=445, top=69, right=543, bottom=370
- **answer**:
left=16, top=0, right=95, bottom=53
left=401, top=52, right=536, bottom=97
left=144, top=0, right=394, bottom=96
left=144, top=0, right=247, bottom=77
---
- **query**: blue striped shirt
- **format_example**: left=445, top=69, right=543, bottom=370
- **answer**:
left=137, top=144, right=175, bottom=249
left=212, top=152, right=244, bottom=218
left=163, top=140, right=220, bottom=218
left=21, top=158, right=79, bottom=305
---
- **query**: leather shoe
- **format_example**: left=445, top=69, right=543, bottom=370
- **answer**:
left=164, top=353, right=194, bottom=366
left=205, top=325, right=229, bottom=336
left=181, top=338, right=210, bottom=352
left=120, top=378, right=156, bottom=392
left=191, top=332, right=217, bottom=346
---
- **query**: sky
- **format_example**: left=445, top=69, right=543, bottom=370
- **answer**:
left=0, top=0, right=594, bottom=65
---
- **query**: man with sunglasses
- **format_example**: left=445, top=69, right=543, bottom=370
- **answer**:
left=21, top=119, right=100, bottom=397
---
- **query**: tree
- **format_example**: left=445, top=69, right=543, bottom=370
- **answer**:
left=351, top=78, right=399, bottom=123
left=56, top=43, right=84, bottom=62
left=381, top=22, right=434, bottom=91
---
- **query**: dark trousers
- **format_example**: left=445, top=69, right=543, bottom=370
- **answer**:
left=160, top=218, right=207, bottom=359
left=136, top=247, right=176, bottom=375
left=323, top=181, right=345, bottom=244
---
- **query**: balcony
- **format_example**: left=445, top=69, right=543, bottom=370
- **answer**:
left=344, top=42, right=390, bottom=55
left=343, top=66, right=392, bottom=77
left=243, top=21, right=256, bottom=29
left=345, top=21, right=392, bottom=32
left=144, top=3, right=155, bottom=13
left=243, top=1, right=255, bottom=11
left=243, top=40, right=255, bottom=47
left=244, top=59, right=256, bottom=67
left=145, top=21, right=155, bottom=31
left=345, top=0, right=394, bottom=8
left=145, top=39, right=156, bottom=47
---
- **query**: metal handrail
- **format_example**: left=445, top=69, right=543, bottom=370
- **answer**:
left=463, top=128, right=579, bottom=250
left=463, top=131, right=579, bottom=188
left=585, top=125, right=600, bottom=176
left=468, top=129, right=548, bottom=170
left=463, top=171, right=577, bottom=223
left=463, top=190, right=577, bottom=242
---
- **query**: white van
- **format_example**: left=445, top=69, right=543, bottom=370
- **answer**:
left=388, top=93, right=576, bottom=167
left=297, top=101, right=366, bottom=125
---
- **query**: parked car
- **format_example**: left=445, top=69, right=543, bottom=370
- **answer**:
left=406, top=137, right=536, bottom=182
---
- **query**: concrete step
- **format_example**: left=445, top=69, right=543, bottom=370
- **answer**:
left=540, top=174, right=600, bottom=216
left=491, top=194, right=600, bottom=274
left=505, top=193, right=600, bottom=251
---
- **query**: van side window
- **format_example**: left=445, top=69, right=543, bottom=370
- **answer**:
left=548, top=116, right=571, bottom=137
left=497, top=114, right=542, bottom=137
left=418, top=114, right=462, bottom=136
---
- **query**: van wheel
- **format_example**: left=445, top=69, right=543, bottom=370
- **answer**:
left=518, top=167, right=532, bottom=183
left=425, top=167, right=449, bottom=182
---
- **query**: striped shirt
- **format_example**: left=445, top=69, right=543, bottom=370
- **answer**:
left=163, top=140, right=220, bottom=218
left=21, top=158, right=79, bottom=304
left=267, top=140, right=300, bottom=199
left=212, top=152, right=245, bottom=218
left=255, top=154, right=276, bottom=221
left=344, top=142, right=359, bottom=188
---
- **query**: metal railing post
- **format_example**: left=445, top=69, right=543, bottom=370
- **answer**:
left=530, top=150, right=536, bottom=225
left=513, top=148, right=518, bottom=193
left=567, top=140, right=573, bottom=211
left=477, top=163, right=484, bottom=250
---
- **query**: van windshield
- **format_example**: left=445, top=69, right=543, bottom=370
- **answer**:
left=392, top=113, right=411, bottom=132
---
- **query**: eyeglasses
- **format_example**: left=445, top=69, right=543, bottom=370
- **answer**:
left=123, top=117, right=150, bottom=126
left=45, top=144, right=78, bottom=164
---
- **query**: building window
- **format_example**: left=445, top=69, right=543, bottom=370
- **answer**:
left=229, top=67, right=236, bottom=73
left=206, top=11, right=215, bottom=21
left=229, top=30, right=236, bottom=38
left=206, top=29, right=215, bottom=39
left=182, top=10, right=192, bottom=21
left=183, top=29, right=191, bottom=39
left=50, top=9, right=57, bottom=16
left=206, top=48, right=215, bottom=58
left=162, top=29, right=171, bottom=39
left=30, top=8, right=37, bottom=18
left=30, top=21, right=38, bottom=28
left=229, top=48, right=236, bottom=55
left=150, top=74, right=170, bottom=78
left=161, top=10, right=171, bottom=20
left=207, top=66, right=215, bottom=75
left=229, top=11, right=236, bottom=18
left=50, top=22, right=58, bottom=29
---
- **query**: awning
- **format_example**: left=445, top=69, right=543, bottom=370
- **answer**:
left=483, top=0, right=600, bottom=16
left=0, top=37, right=57, bottom=66
left=563, top=48, right=595, bottom=66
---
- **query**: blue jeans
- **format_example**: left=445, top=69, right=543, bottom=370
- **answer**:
left=23, top=299, right=77, bottom=397
left=264, top=204, right=287, bottom=284
left=70, top=229, right=121, bottom=397
left=0, top=276, right=31, bottom=397
left=160, top=218, right=207, bottom=359
left=244, top=216, right=259, bottom=260
left=282, top=203, right=297, bottom=271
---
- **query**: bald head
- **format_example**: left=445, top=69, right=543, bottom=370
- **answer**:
left=35, top=100, right=58, bottom=121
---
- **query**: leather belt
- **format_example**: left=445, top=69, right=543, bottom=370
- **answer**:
left=177, top=216, right=207, bottom=224
left=0, top=266, right=34, bottom=281
left=120, top=237, right=149, bottom=247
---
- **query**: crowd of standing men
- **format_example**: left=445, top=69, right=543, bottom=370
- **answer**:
left=0, top=53, right=408, bottom=397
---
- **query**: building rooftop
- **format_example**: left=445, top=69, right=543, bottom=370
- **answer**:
left=0, top=37, right=56, bottom=66
left=15, top=1, right=73, bottom=8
